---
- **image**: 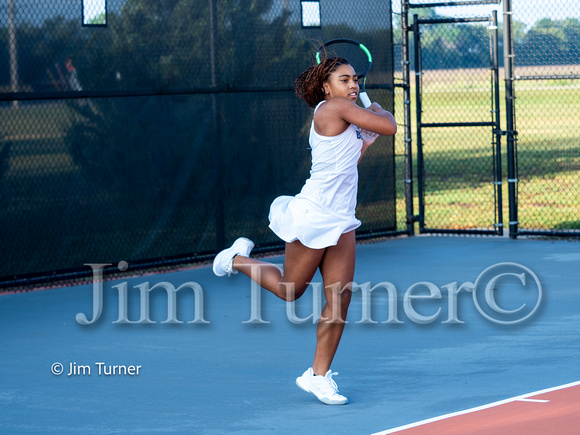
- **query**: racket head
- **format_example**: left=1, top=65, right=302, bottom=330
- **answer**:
left=316, top=39, right=373, bottom=107
left=316, top=39, right=372, bottom=84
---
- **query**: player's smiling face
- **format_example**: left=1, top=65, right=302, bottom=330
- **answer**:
left=323, top=64, right=359, bottom=102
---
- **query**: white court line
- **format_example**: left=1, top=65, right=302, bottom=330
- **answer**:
left=371, top=380, right=580, bottom=435
left=516, top=398, right=550, bottom=403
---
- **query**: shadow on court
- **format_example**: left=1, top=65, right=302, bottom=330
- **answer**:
left=1, top=236, right=579, bottom=434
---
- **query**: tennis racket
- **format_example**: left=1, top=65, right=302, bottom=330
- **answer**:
left=316, top=39, right=373, bottom=108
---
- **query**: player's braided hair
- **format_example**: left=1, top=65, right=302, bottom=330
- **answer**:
left=295, top=55, right=350, bottom=108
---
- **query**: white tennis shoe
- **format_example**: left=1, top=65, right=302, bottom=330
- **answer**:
left=212, top=237, right=254, bottom=277
left=296, top=367, right=348, bottom=405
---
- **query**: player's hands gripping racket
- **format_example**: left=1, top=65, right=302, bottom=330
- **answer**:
left=316, top=39, right=373, bottom=108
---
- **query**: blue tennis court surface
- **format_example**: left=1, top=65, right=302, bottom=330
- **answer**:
left=1, top=236, right=579, bottom=434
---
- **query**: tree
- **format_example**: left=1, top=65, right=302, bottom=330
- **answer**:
left=562, top=18, right=580, bottom=65
left=65, top=0, right=313, bottom=239
left=519, top=18, right=568, bottom=65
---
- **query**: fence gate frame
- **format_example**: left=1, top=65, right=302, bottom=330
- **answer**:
left=400, top=0, right=504, bottom=236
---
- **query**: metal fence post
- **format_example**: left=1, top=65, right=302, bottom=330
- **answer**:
left=401, top=0, right=415, bottom=235
left=503, top=0, right=518, bottom=239
left=491, top=10, right=503, bottom=235
left=413, top=14, right=425, bottom=233
left=209, top=0, right=225, bottom=249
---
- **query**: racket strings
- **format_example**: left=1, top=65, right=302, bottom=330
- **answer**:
left=325, top=44, right=369, bottom=77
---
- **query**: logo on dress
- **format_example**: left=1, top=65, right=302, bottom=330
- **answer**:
left=356, top=130, right=362, bottom=140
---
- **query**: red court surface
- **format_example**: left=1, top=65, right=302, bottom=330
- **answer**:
left=375, top=381, right=580, bottom=435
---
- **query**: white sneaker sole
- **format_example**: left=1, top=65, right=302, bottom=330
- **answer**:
left=212, top=237, right=254, bottom=277
left=295, top=377, right=348, bottom=405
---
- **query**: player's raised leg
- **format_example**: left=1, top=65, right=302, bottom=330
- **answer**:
left=232, top=239, right=325, bottom=302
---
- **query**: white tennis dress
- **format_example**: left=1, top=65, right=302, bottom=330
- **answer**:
left=268, top=101, right=363, bottom=249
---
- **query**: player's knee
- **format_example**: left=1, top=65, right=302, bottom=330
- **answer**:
left=330, top=282, right=352, bottom=304
left=340, top=287, right=352, bottom=308
left=280, top=282, right=308, bottom=302
left=335, top=287, right=352, bottom=316
left=322, top=284, right=352, bottom=323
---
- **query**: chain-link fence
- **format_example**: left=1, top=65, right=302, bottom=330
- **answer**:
left=394, top=1, right=503, bottom=235
left=511, top=0, right=580, bottom=236
left=393, top=0, right=579, bottom=237
left=5, top=0, right=575, bottom=288
left=0, top=0, right=396, bottom=289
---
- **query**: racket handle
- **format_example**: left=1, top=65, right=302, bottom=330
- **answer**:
left=359, top=92, right=371, bottom=108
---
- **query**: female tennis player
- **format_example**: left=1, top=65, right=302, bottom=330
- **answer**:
left=213, top=55, right=397, bottom=405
